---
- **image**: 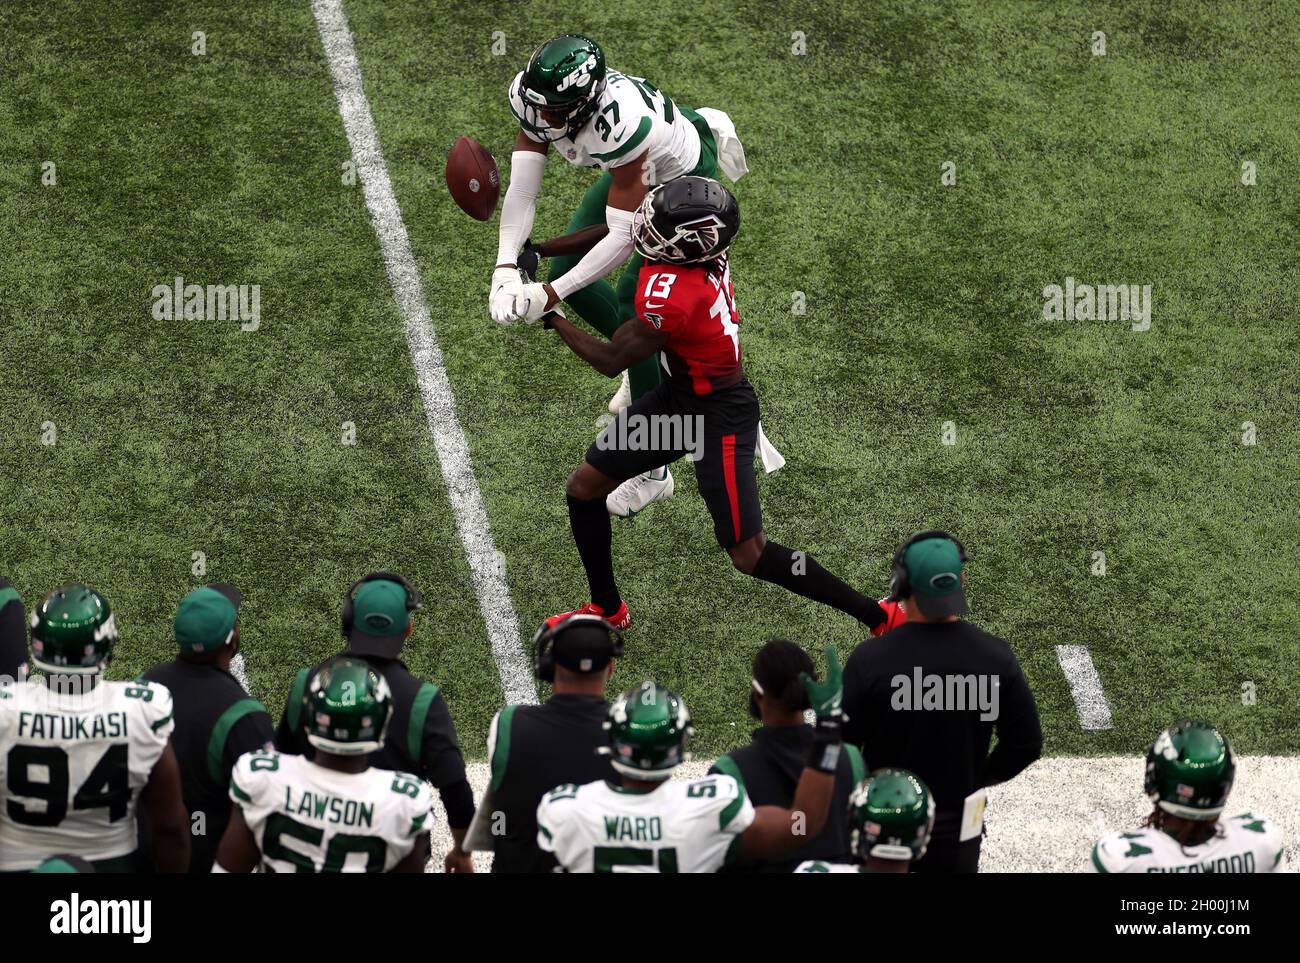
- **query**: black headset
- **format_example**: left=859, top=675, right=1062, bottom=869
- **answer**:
left=532, top=613, right=625, bottom=683
left=888, top=530, right=968, bottom=601
left=340, top=572, right=423, bottom=639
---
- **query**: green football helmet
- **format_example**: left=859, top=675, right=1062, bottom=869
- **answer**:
left=303, top=656, right=393, bottom=756
left=848, top=768, right=936, bottom=864
left=30, top=584, right=117, bottom=675
left=1145, top=721, right=1235, bottom=820
left=604, top=681, right=693, bottom=780
left=513, top=34, right=606, bottom=142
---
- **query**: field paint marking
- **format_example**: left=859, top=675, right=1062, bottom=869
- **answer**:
left=1055, top=644, right=1113, bottom=730
left=230, top=653, right=250, bottom=689
left=427, top=756, right=1298, bottom=872
left=311, top=0, right=536, bottom=705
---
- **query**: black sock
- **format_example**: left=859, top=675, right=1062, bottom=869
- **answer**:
left=567, top=494, right=622, bottom=614
left=752, top=540, right=885, bottom=629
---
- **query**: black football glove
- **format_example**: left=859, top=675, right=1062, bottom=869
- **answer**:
left=517, top=239, right=542, bottom=283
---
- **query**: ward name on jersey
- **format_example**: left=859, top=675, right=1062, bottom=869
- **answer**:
left=1091, top=814, right=1284, bottom=873
left=510, top=68, right=701, bottom=178
left=536, top=774, right=755, bottom=873
left=637, top=254, right=743, bottom=394
left=0, top=678, right=174, bottom=870
left=230, top=749, right=433, bottom=873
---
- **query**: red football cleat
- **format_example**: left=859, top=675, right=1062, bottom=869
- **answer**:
left=871, top=598, right=908, bottom=637
left=545, top=600, right=632, bottom=631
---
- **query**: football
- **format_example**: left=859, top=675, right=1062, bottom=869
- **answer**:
left=445, top=135, right=500, bottom=221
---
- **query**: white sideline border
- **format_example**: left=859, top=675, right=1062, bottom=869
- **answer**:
left=311, top=0, right=536, bottom=705
left=428, top=757, right=1299, bottom=873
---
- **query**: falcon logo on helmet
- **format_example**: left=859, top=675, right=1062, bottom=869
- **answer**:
left=632, top=176, right=740, bottom=265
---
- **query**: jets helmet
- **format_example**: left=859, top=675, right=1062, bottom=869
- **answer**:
left=303, top=656, right=394, bottom=755
left=30, top=584, right=117, bottom=675
left=1145, top=721, right=1235, bottom=821
left=632, top=176, right=740, bottom=264
left=848, top=768, right=936, bottom=864
left=512, top=34, right=607, bottom=142
left=603, top=681, right=693, bottom=780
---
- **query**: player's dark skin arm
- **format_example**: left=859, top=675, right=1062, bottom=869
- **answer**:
left=395, top=831, right=432, bottom=873
left=738, top=767, right=836, bottom=862
left=214, top=805, right=261, bottom=872
left=140, top=741, right=192, bottom=872
left=549, top=306, right=667, bottom=378
left=532, top=223, right=609, bottom=259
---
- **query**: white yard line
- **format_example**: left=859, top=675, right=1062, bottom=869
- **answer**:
left=429, top=757, right=1299, bottom=873
left=1055, top=644, right=1114, bottom=730
left=311, top=0, right=536, bottom=706
left=229, top=652, right=250, bottom=689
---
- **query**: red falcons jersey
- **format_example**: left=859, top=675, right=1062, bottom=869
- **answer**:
left=636, top=255, right=743, bottom=395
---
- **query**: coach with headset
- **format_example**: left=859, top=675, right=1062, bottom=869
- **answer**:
left=468, top=613, right=622, bottom=873
left=841, top=531, right=1043, bottom=873
left=274, top=572, right=476, bottom=872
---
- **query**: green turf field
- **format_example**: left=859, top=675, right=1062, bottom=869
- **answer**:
left=2, top=0, right=1297, bottom=759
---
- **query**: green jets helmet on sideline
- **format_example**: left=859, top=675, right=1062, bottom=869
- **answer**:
left=848, top=768, right=936, bottom=864
left=514, top=34, right=606, bottom=141
left=603, top=682, right=693, bottom=780
left=29, top=584, right=117, bottom=675
left=1145, top=721, right=1235, bottom=820
left=303, top=656, right=394, bottom=756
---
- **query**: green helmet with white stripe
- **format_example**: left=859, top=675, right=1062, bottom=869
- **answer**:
left=303, top=656, right=394, bottom=756
left=848, top=768, right=936, bottom=864
left=30, top=584, right=117, bottom=675
left=1144, top=721, right=1235, bottom=820
left=603, top=682, right=693, bottom=780
left=512, top=34, right=607, bottom=142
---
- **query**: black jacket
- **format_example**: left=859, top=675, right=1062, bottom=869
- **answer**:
left=274, top=652, right=474, bottom=829
left=841, top=619, right=1042, bottom=823
left=488, top=694, right=615, bottom=873
left=140, top=658, right=274, bottom=873
left=709, top=725, right=863, bottom=872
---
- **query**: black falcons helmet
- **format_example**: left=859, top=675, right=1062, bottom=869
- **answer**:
left=632, top=176, right=740, bottom=265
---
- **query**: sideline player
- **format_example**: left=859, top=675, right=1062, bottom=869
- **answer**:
left=1090, top=721, right=1284, bottom=873
left=491, top=33, right=748, bottom=517
left=0, top=584, right=189, bottom=872
left=795, top=768, right=936, bottom=873
left=536, top=648, right=843, bottom=872
left=542, top=176, right=887, bottom=633
left=215, top=656, right=433, bottom=873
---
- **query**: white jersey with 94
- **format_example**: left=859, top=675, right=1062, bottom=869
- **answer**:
left=1090, top=813, right=1284, bottom=873
left=230, top=749, right=433, bottom=873
left=510, top=68, right=701, bottom=180
left=0, top=678, right=174, bottom=870
left=536, top=773, right=754, bottom=873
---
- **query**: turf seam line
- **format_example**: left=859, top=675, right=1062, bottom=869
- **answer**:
left=1055, top=644, right=1113, bottom=731
left=311, top=0, right=537, bottom=705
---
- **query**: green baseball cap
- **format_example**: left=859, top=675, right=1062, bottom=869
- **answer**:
left=901, top=536, right=967, bottom=618
left=174, top=584, right=241, bottom=653
left=347, top=578, right=414, bottom=656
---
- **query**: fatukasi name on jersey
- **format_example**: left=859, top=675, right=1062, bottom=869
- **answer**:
left=229, top=749, right=434, bottom=873
left=1090, top=813, right=1284, bottom=874
left=0, top=678, right=174, bottom=870
left=536, top=773, right=755, bottom=873
left=509, top=69, right=701, bottom=179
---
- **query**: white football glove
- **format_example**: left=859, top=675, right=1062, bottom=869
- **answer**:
left=513, top=282, right=553, bottom=323
left=490, top=267, right=523, bottom=325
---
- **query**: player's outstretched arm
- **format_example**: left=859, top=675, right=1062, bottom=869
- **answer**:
left=549, top=304, right=667, bottom=378
left=141, top=741, right=191, bottom=872
left=213, top=806, right=260, bottom=873
left=738, top=646, right=844, bottom=862
left=491, top=131, right=550, bottom=324
left=530, top=223, right=609, bottom=259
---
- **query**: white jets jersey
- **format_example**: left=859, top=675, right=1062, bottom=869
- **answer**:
left=536, top=773, right=754, bottom=873
left=229, top=750, right=433, bottom=873
left=795, top=860, right=867, bottom=873
left=1090, top=814, right=1284, bottom=873
left=0, top=678, right=174, bottom=870
left=510, top=69, right=701, bottom=180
